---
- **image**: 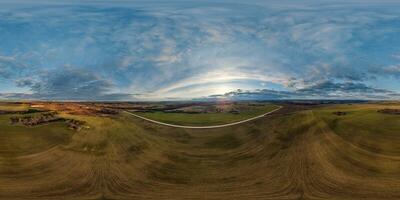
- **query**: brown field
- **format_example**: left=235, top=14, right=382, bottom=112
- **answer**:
left=0, top=102, right=399, bottom=199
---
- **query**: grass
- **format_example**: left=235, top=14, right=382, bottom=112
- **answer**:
left=313, top=104, right=400, bottom=156
left=0, top=102, right=399, bottom=199
left=133, top=104, right=279, bottom=126
left=204, top=134, right=242, bottom=149
left=0, top=115, right=74, bottom=156
left=0, top=103, right=30, bottom=111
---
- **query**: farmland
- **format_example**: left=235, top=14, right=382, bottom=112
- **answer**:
left=0, top=101, right=399, bottom=199
left=132, top=103, right=279, bottom=126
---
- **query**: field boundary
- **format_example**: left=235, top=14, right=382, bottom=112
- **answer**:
left=124, top=106, right=282, bottom=129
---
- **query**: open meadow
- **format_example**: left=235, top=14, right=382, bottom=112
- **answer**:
left=0, top=102, right=399, bottom=199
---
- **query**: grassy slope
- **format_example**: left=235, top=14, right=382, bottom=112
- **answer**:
left=0, top=114, right=73, bottom=157
left=134, top=104, right=279, bottom=126
left=0, top=103, right=399, bottom=199
left=314, top=104, right=400, bottom=156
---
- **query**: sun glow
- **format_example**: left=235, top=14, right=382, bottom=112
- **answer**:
left=212, top=84, right=235, bottom=95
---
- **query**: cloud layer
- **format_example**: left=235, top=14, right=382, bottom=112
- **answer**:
left=210, top=81, right=400, bottom=101
left=0, top=1, right=399, bottom=100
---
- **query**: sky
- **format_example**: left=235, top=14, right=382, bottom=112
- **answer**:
left=0, top=0, right=400, bottom=101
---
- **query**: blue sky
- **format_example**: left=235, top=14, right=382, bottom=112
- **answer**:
left=0, top=0, right=399, bottom=100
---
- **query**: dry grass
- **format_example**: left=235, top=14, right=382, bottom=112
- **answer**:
left=0, top=103, right=399, bottom=199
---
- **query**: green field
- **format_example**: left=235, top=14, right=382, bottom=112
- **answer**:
left=314, top=104, right=400, bottom=156
left=0, top=103, right=30, bottom=111
left=0, top=102, right=399, bottom=199
left=133, top=104, right=279, bottom=126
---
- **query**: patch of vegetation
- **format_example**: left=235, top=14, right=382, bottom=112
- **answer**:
left=96, top=108, right=119, bottom=115
left=377, top=108, right=400, bottom=115
left=65, top=119, right=87, bottom=131
left=0, top=108, right=44, bottom=115
left=332, top=111, right=347, bottom=116
left=10, top=112, right=87, bottom=131
left=10, top=112, right=62, bottom=126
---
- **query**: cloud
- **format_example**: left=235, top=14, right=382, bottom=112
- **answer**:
left=220, top=89, right=293, bottom=100
left=382, top=64, right=400, bottom=77
left=208, top=81, right=400, bottom=100
left=11, top=68, right=136, bottom=100
left=297, top=81, right=392, bottom=96
left=15, top=78, right=35, bottom=87
left=0, top=55, right=27, bottom=79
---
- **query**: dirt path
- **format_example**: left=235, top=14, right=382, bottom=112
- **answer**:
left=123, top=106, right=282, bottom=129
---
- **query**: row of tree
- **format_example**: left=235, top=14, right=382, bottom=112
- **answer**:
left=10, top=112, right=61, bottom=126
left=10, top=112, right=86, bottom=131
left=378, top=109, right=400, bottom=115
